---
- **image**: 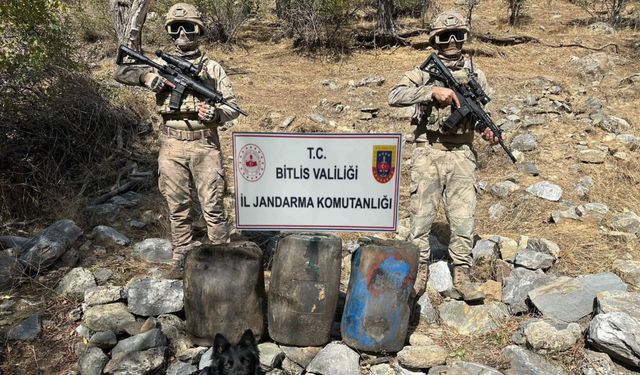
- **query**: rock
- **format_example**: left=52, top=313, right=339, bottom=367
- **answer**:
left=609, top=212, right=640, bottom=236
left=582, top=349, right=619, bottom=375
left=280, top=345, right=323, bottom=368
left=84, top=286, right=124, bottom=307
left=390, top=107, right=414, bottom=121
left=514, top=251, right=555, bottom=271
left=526, top=181, right=563, bottom=201
left=111, top=328, right=168, bottom=355
left=7, top=315, right=41, bottom=341
left=586, top=312, right=640, bottom=367
left=528, top=273, right=628, bottom=322
left=89, top=331, right=118, bottom=350
left=127, top=278, right=184, bottom=316
left=502, top=268, right=556, bottom=315
left=427, top=261, right=453, bottom=293
left=157, top=314, right=192, bottom=356
left=518, top=162, right=539, bottom=176
left=199, top=347, right=213, bottom=369
left=408, top=333, right=435, bottom=346
left=491, top=181, right=519, bottom=198
left=132, top=238, right=173, bottom=264
left=56, top=267, right=96, bottom=299
left=83, top=302, right=136, bottom=334
left=579, top=149, right=606, bottom=164
left=19, top=219, right=83, bottom=270
left=438, top=301, right=509, bottom=335
left=0, top=255, right=24, bottom=291
left=280, top=116, right=296, bottom=129
left=78, top=347, right=109, bottom=375
left=574, top=176, right=594, bottom=198
left=349, top=75, right=385, bottom=88
left=166, top=361, right=197, bottom=375
left=526, top=238, right=561, bottom=259
left=489, top=203, right=506, bottom=220
left=93, top=268, right=113, bottom=284
left=612, top=259, right=640, bottom=289
left=309, top=113, right=328, bottom=124
left=480, top=280, right=502, bottom=302
left=501, top=345, right=568, bottom=374
left=600, top=115, right=631, bottom=134
left=524, top=320, right=581, bottom=354
left=417, top=293, right=438, bottom=324
left=576, top=203, right=609, bottom=221
left=551, top=207, right=580, bottom=223
left=103, top=347, right=167, bottom=375
left=472, top=239, right=498, bottom=264
left=511, top=133, right=538, bottom=152
left=370, top=363, right=395, bottom=375
left=258, top=342, right=285, bottom=371
left=428, top=361, right=502, bottom=374
left=0, top=236, right=29, bottom=250
left=91, top=225, right=130, bottom=246
left=76, top=324, right=92, bottom=340
left=397, top=345, right=447, bottom=369
left=595, top=290, right=640, bottom=320
left=282, top=357, right=304, bottom=375
left=571, top=52, right=613, bottom=82
left=306, top=342, right=360, bottom=375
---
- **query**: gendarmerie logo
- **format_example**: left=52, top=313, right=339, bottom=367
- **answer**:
left=238, top=144, right=265, bottom=182
left=372, top=145, right=396, bottom=183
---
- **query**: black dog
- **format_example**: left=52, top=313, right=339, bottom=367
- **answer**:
left=195, top=329, right=263, bottom=375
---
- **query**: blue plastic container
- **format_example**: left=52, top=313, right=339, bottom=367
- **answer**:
left=340, top=239, right=419, bottom=352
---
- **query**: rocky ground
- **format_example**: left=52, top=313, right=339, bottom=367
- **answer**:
left=1, top=0, right=640, bottom=374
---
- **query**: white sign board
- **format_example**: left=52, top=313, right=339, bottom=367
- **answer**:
left=232, top=133, right=402, bottom=232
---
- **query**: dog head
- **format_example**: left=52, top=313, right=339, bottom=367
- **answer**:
left=203, top=329, right=261, bottom=375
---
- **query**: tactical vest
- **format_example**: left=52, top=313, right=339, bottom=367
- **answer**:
left=155, top=57, right=218, bottom=130
left=413, top=65, right=476, bottom=143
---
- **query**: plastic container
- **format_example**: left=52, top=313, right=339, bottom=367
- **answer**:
left=184, top=241, right=265, bottom=345
left=340, top=238, right=419, bottom=352
left=268, top=233, right=342, bottom=346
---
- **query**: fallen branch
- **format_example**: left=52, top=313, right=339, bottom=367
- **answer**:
left=477, top=33, right=619, bottom=52
left=90, top=178, right=143, bottom=205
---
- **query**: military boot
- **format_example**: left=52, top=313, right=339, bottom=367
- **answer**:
left=164, top=241, right=202, bottom=279
left=413, top=263, right=430, bottom=297
left=452, top=266, right=485, bottom=303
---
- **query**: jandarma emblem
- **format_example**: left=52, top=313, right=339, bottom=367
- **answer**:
left=238, top=144, right=265, bottom=182
left=371, top=145, right=396, bottom=183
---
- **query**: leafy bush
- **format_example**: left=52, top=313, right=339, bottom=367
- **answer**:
left=279, top=0, right=361, bottom=50
left=571, top=0, right=637, bottom=28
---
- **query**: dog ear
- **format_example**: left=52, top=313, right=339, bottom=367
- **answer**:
left=239, top=329, right=256, bottom=347
left=213, top=333, right=230, bottom=354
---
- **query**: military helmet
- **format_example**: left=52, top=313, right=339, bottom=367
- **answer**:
left=428, top=10, right=469, bottom=45
left=165, top=3, right=205, bottom=34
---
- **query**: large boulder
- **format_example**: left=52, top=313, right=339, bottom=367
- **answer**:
left=528, top=273, right=627, bottom=322
left=586, top=312, right=640, bottom=368
left=127, top=279, right=184, bottom=316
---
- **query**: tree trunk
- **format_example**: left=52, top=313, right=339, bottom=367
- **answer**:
left=111, top=0, right=152, bottom=51
left=376, top=0, right=396, bottom=35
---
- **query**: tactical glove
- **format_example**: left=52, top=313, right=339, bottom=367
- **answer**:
left=142, top=72, right=170, bottom=93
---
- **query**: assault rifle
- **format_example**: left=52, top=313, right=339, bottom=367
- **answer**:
left=419, top=53, right=516, bottom=163
left=116, top=45, right=248, bottom=117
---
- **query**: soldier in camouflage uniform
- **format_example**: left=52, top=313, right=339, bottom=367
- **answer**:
left=115, top=3, right=241, bottom=266
left=388, top=10, right=498, bottom=302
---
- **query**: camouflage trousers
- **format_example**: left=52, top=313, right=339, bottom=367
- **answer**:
left=158, top=133, right=229, bottom=248
left=409, top=143, right=477, bottom=268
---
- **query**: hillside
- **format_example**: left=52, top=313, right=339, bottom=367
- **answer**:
left=1, top=0, right=639, bottom=373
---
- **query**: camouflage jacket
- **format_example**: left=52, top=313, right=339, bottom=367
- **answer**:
left=388, top=56, right=492, bottom=144
left=114, top=54, right=239, bottom=131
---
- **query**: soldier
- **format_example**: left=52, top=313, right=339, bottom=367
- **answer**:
left=115, top=3, right=241, bottom=268
left=388, top=10, right=498, bottom=302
